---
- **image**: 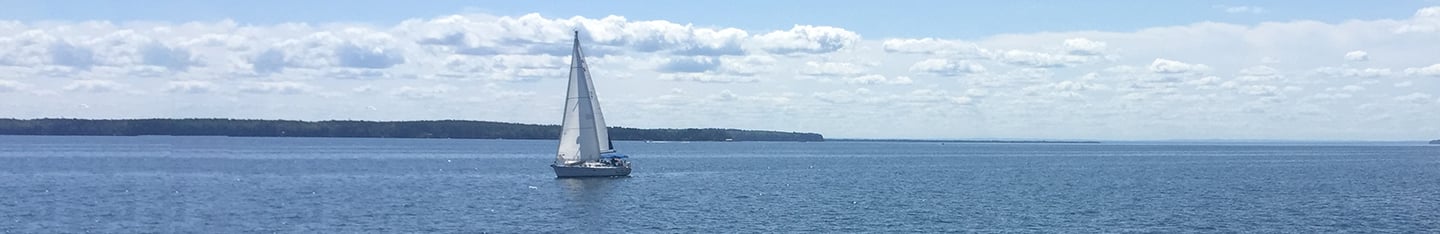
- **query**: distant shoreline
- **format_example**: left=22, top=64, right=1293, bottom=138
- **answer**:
left=828, top=138, right=1101, bottom=144
left=0, top=118, right=824, bottom=142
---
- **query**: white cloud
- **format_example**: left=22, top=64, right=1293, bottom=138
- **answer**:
left=811, top=88, right=877, bottom=104
left=1063, top=38, right=1107, bottom=55
left=993, top=50, right=1088, bottom=68
left=240, top=81, right=315, bottom=94
left=881, top=38, right=988, bottom=57
left=717, top=55, right=775, bottom=76
left=711, top=89, right=739, bottom=102
left=964, top=88, right=989, bottom=98
left=1053, top=79, right=1107, bottom=91
left=1022, top=79, right=1108, bottom=98
left=658, top=56, right=720, bottom=73
left=1315, top=67, right=1392, bottom=78
left=1186, top=76, right=1223, bottom=89
left=1237, top=65, right=1282, bottom=82
left=1149, top=59, right=1210, bottom=74
left=248, top=28, right=408, bottom=72
left=658, top=73, right=757, bottom=83
left=1344, top=50, right=1369, bottom=62
left=889, top=89, right=970, bottom=105
left=1311, top=93, right=1352, bottom=100
left=0, top=79, right=28, bottom=92
left=652, top=55, right=778, bottom=82
left=749, top=25, right=861, bottom=54
left=391, top=85, right=456, bottom=100
left=402, top=13, right=751, bottom=56
left=1238, top=65, right=1277, bottom=76
left=0, top=13, right=876, bottom=85
left=1218, top=5, right=1266, bottom=14
left=63, top=79, right=124, bottom=93
left=1396, top=6, right=1440, bottom=33
left=967, top=68, right=1053, bottom=87
left=352, top=85, right=378, bottom=93
left=0, top=31, right=58, bottom=67
left=164, top=80, right=214, bottom=94
left=438, top=54, right=567, bottom=81
left=1394, top=92, right=1434, bottom=104
left=51, top=42, right=97, bottom=70
left=1404, top=63, right=1440, bottom=77
left=2, top=6, right=1440, bottom=140
left=1341, top=85, right=1365, bottom=92
left=1237, top=85, right=1280, bottom=96
left=333, top=44, right=405, bottom=69
left=800, top=61, right=866, bottom=77
left=845, top=74, right=912, bottom=85
left=909, top=59, right=985, bottom=76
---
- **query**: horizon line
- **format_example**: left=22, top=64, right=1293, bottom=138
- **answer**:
left=5, top=117, right=1437, bottom=142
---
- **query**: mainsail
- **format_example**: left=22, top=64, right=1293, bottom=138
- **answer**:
left=556, top=31, right=613, bottom=165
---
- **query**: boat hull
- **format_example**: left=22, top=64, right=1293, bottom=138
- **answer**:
left=552, top=164, right=631, bottom=177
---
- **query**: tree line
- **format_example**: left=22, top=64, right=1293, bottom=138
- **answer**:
left=0, top=118, right=825, bottom=142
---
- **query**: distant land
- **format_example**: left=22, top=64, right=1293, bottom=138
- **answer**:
left=1431, top=139, right=1439, bottom=144
left=0, top=118, right=824, bottom=142
left=829, top=138, right=1100, bottom=144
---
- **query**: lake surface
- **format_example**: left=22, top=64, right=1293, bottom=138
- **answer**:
left=2, top=136, right=1438, bottom=233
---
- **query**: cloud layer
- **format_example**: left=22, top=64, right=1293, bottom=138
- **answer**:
left=2, top=7, right=1439, bottom=140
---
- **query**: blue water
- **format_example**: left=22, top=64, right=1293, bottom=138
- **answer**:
left=2, top=136, right=1438, bottom=233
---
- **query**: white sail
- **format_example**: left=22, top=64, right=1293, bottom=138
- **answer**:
left=556, top=31, right=611, bottom=165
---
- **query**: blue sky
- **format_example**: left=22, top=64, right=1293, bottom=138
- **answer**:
left=1, top=1, right=1438, bottom=140
left=4, top=1, right=1436, bottom=38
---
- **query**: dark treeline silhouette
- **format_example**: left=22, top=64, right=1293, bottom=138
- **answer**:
left=827, top=138, right=1099, bottom=144
left=1431, top=139, right=1439, bottom=144
left=0, top=118, right=824, bottom=142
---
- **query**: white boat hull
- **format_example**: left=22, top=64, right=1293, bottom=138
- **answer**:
left=552, top=164, right=631, bottom=177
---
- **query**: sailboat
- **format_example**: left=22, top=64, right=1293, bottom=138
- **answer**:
left=551, top=30, right=632, bottom=178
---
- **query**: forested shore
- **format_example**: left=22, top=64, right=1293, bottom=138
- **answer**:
left=0, top=118, right=825, bottom=142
